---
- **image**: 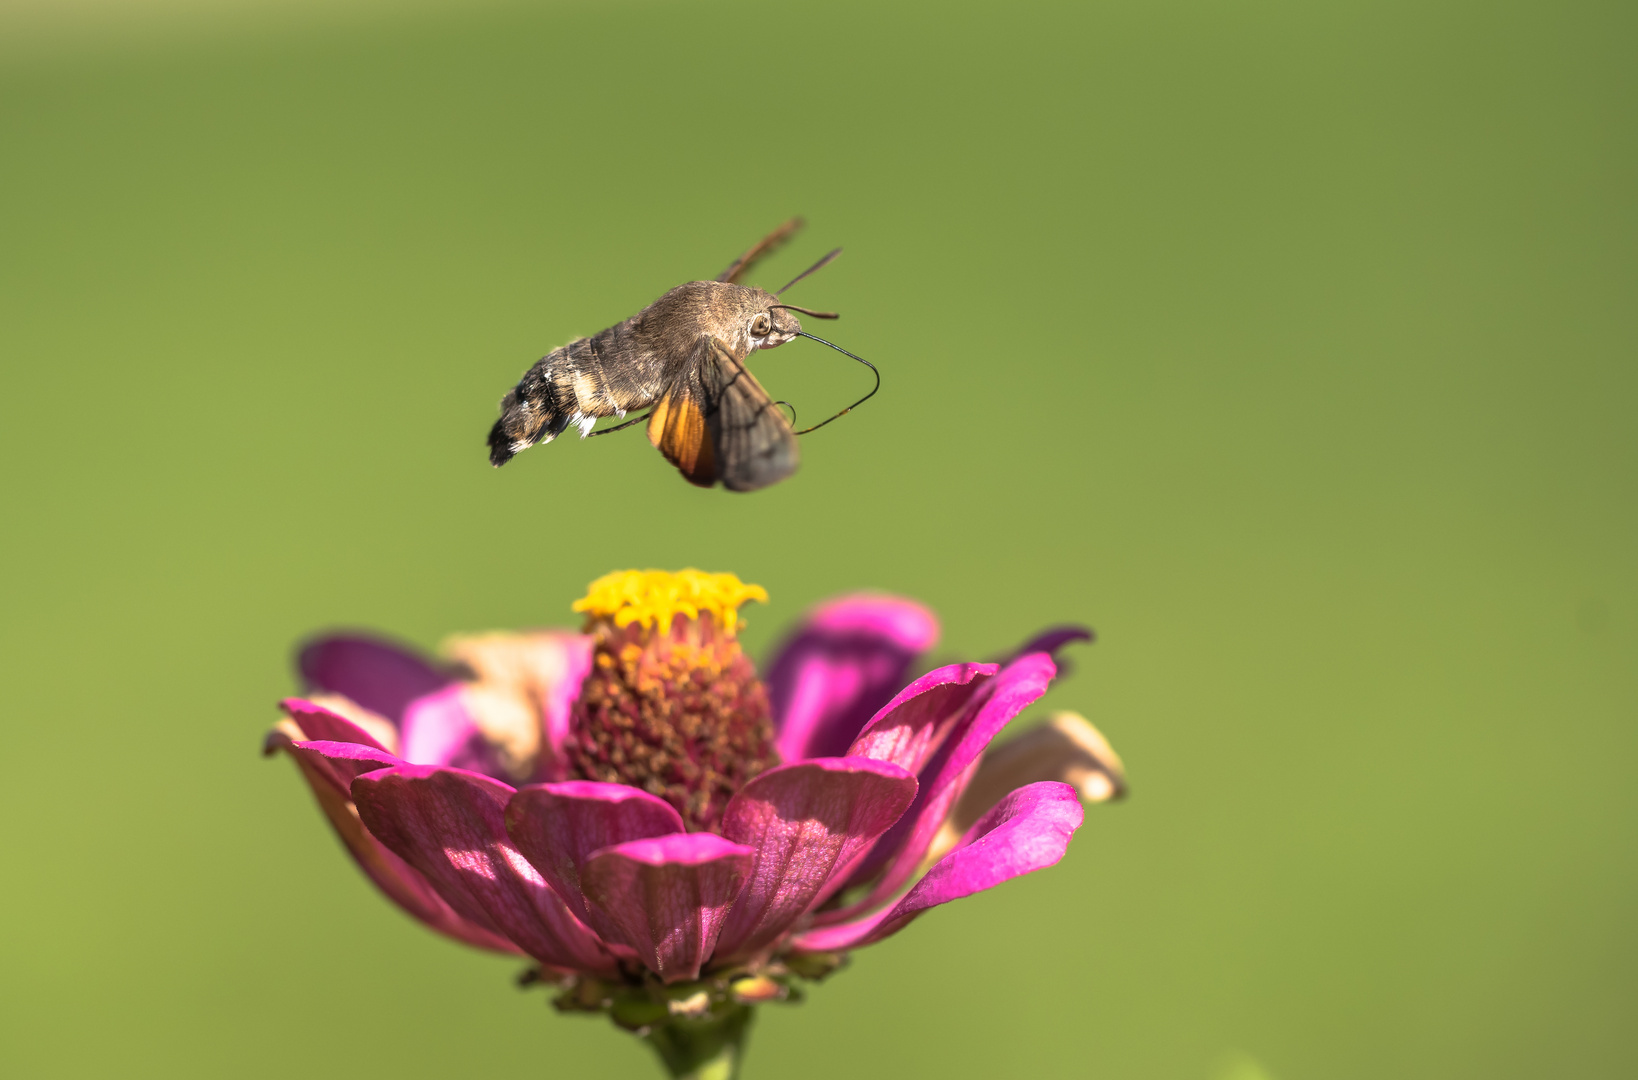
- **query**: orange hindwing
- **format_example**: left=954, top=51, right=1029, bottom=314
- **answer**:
left=647, top=378, right=717, bottom=487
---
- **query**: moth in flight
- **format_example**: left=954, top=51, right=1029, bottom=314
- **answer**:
left=487, top=219, right=876, bottom=491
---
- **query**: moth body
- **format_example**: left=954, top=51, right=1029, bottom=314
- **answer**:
left=489, top=283, right=802, bottom=489
left=487, top=220, right=857, bottom=492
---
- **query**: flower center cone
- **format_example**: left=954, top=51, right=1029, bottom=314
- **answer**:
left=564, top=570, right=779, bottom=832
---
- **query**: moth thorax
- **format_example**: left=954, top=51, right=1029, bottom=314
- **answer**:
left=563, top=571, right=779, bottom=832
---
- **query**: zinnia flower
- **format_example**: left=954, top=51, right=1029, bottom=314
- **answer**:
left=265, top=570, right=1125, bottom=1077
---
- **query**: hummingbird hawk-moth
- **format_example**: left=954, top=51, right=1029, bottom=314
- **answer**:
left=486, top=218, right=876, bottom=492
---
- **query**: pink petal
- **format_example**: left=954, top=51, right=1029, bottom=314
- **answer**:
left=266, top=733, right=520, bottom=954
left=815, top=662, right=997, bottom=899
left=542, top=636, right=594, bottom=764
left=279, top=697, right=390, bottom=753
left=846, top=662, right=999, bottom=775
left=285, top=738, right=402, bottom=788
left=398, top=684, right=508, bottom=777
left=505, top=782, right=685, bottom=937
left=351, top=764, right=616, bottom=975
left=713, top=758, right=918, bottom=961
left=1002, top=625, right=1093, bottom=663
left=792, top=781, right=1083, bottom=953
left=829, top=652, right=1057, bottom=921
left=297, top=634, right=452, bottom=726
left=579, top=833, right=754, bottom=983
left=765, top=594, right=940, bottom=762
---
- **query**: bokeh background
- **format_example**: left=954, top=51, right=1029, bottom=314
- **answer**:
left=2, top=1, right=1634, bottom=1076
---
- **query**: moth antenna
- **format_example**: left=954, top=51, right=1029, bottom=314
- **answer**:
left=718, top=218, right=805, bottom=284
left=771, top=304, right=839, bottom=319
left=788, top=330, right=880, bottom=435
left=585, top=411, right=653, bottom=437
left=776, top=248, right=842, bottom=295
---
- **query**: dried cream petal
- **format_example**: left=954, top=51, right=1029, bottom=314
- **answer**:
left=446, top=631, right=573, bottom=693
left=271, top=716, right=307, bottom=745
left=458, top=681, right=541, bottom=782
left=304, top=693, right=401, bottom=755
left=922, top=710, right=1125, bottom=865
left=442, top=630, right=593, bottom=780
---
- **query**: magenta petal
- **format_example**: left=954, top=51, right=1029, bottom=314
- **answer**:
left=832, top=652, right=1057, bottom=920
left=505, top=782, right=686, bottom=935
left=713, top=757, right=918, bottom=961
left=351, top=764, right=615, bottom=975
left=579, top=833, right=754, bottom=983
left=792, top=781, right=1084, bottom=953
left=542, top=637, right=594, bottom=763
left=286, top=738, right=402, bottom=787
left=825, top=661, right=996, bottom=894
left=279, top=698, right=390, bottom=752
left=397, top=684, right=509, bottom=777
left=268, top=735, right=521, bottom=954
left=1004, top=625, right=1094, bottom=662
left=846, top=661, right=999, bottom=775
left=766, top=594, right=941, bottom=762
left=297, top=634, right=452, bottom=726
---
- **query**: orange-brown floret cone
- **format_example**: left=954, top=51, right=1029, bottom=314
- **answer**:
left=564, top=570, right=779, bottom=831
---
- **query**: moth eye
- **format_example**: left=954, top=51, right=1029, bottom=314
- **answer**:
left=751, top=314, right=771, bottom=337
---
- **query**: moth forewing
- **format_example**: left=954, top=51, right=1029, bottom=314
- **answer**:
left=700, top=341, right=799, bottom=492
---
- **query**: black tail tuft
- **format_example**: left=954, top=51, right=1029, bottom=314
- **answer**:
left=487, top=418, right=516, bottom=467
left=487, top=379, right=569, bottom=468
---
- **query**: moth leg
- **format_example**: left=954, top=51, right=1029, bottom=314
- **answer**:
left=586, top=412, right=652, bottom=437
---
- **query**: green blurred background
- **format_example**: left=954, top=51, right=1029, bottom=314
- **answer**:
left=2, top=0, right=1634, bottom=1076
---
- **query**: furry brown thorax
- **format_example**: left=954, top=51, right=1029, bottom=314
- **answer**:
left=647, top=280, right=805, bottom=355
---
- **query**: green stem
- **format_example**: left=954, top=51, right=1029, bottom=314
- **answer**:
left=644, top=1004, right=755, bottom=1080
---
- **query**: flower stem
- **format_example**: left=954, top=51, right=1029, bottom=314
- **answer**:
left=644, top=1004, right=754, bottom=1080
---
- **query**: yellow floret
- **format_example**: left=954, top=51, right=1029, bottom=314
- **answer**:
left=572, top=569, right=769, bottom=635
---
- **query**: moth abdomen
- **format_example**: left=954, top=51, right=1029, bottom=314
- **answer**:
left=487, top=329, right=661, bottom=467
left=487, top=341, right=577, bottom=467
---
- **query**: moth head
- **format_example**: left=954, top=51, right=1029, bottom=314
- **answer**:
left=752, top=292, right=839, bottom=349
left=748, top=300, right=801, bottom=349
left=729, top=241, right=843, bottom=351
